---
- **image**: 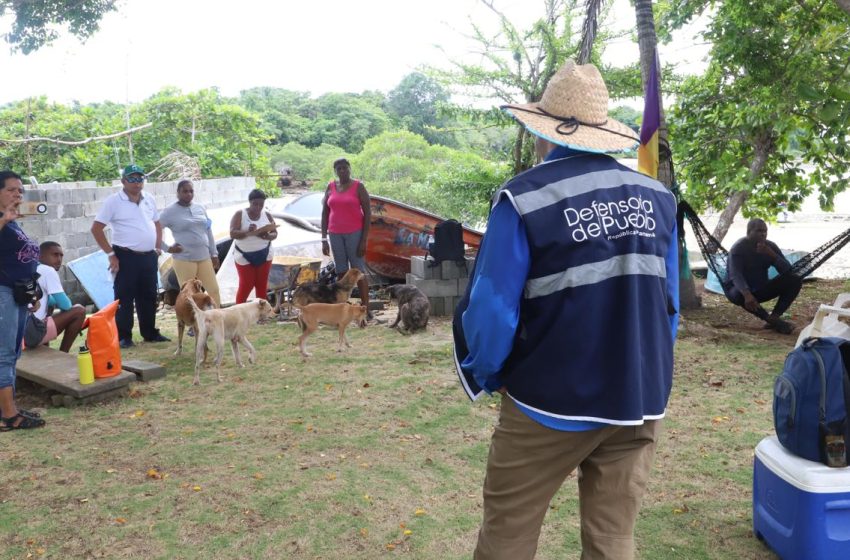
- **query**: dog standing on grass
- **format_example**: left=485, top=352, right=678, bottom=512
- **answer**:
left=297, top=302, right=368, bottom=357
left=173, top=278, right=217, bottom=358
left=291, top=268, right=364, bottom=309
left=187, top=297, right=275, bottom=384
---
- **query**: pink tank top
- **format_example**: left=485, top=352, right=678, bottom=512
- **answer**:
left=327, top=180, right=364, bottom=234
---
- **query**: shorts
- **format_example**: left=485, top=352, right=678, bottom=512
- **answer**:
left=40, top=316, right=58, bottom=345
left=328, top=230, right=367, bottom=275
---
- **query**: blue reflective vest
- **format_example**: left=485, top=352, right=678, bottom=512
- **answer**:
left=454, top=154, right=678, bottom=424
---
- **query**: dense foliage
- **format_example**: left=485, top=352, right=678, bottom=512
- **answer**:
left=0, top=0, right=117, bottom=53
left=663, top=0, right=850, bottom=239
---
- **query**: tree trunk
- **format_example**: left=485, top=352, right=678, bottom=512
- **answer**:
left=513, top=125, right=527, bottom=174
left=836, top=0, right=850, bottom=17
left=634, top=0, right=701, bottom=309
left=711, top=190, right=749, bottom=244
left=710, top=133, right=773, bottom=243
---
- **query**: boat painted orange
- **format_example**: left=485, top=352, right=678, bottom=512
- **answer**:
left=367, top=195, right=482, bottom=280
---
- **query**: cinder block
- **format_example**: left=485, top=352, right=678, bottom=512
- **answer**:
left=410, top=277, right=458, bottom=298
left=62, top=202, right=86, bottom=218
left=441, top=260, right=472, bottom=279
left=122, top=359, right=167, bottom=382
left=410, top=256, right=440, bottom=280
left=428, top=296, right=445, bottom=316
left=457, top=277, right=469, bottom=294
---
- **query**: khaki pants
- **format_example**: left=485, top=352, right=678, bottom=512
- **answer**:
left=171, top=258, right=221, bottom=307
left=474, top=397, right=662, bottom=560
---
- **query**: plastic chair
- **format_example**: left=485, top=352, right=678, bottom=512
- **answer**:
left=795, top=293, right=850, bottom=347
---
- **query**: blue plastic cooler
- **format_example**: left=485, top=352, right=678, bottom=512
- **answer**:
left=753, top=436, right=850, bottom=559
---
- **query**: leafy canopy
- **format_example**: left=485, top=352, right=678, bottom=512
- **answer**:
left=665, top=0, right=850, bottom=224
left=1, top=0, right=117, bottom=53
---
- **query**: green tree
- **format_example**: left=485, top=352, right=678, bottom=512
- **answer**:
left=0, top=97, right=124, bottom=181
left=1, top=0, right=117, bottom=53
left=435, top=0, right=627, bottom=173
left=134, top=88, right=271, bottom=178
left=351, top=130, right=509, bottom=224
left=385, top=72, right=456, bottom=146
left=270, top=142, right=349, bottom=182
left=305, top=93, right=389, bottom=153
left=237, top=87, right=313, bottom=145
left=664, top=0, right=850, bottom=242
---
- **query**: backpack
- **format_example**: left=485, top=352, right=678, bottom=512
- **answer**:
left=82, top=300, right=122, bottom=379
left=428, top=219, right=465, bottom=266
left=773, top=337, right=850, bottom=467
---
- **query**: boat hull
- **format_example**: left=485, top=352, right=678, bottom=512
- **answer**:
left=366, top=195, right=482, bottom=280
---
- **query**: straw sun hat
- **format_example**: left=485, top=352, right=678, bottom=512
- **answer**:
left=502, top=60, right=638, bottom=153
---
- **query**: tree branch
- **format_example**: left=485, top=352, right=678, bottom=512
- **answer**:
left=0, top=122, right=153, bottom=146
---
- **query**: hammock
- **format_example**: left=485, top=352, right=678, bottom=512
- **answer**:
left=677, top=200, right=850, bottom=296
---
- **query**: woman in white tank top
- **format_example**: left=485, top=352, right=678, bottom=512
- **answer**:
left=229, top=189, right=278, bottom=303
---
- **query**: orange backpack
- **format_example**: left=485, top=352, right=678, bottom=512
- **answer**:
left=82, top=300, right=122, bottom=378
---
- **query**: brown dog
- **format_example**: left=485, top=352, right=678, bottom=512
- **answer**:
left=291, top=268, right=364, bottom=309
left=386, top=284, right=430, bottom=334
left=297, top=302, right=368, bottom=357
left=174, top=278, right=217, bottom=357
left=188, top=297, right=276, bottom=384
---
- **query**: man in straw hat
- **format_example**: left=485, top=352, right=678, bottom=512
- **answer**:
left=453, top=60, right=679, bottom=559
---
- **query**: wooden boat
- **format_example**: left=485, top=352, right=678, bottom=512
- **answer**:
left=368, top=195, right=482, bottom=280
left=281, top=192, right=483, bottom=281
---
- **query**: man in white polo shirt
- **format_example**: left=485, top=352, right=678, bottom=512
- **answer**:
left=91, top=164, right=170, bottom=348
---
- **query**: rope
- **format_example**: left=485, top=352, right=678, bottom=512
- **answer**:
left=677, top=200, right=850, bottom=296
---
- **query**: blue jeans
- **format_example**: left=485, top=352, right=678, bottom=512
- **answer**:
left=0, top=285, right=27, bottom=389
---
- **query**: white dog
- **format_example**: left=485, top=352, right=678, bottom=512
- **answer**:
left=188, top=297, right=275, bottom=384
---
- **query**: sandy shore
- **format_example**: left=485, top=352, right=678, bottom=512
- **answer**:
left=684, top=210, right=850, bottom=279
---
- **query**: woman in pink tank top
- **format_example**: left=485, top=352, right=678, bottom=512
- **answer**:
left=321, top=158, right=372, bottom=317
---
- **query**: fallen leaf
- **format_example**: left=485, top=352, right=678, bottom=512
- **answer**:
left=133, top=410, right=145, bottom=418
left=115, top=517, right=127, bottom=524
left=385, top=543, right=396, bottom=551
left=403, top=529, right=412, bottom=536
left=359, top=528, right=368, bottom=537
left=193, top=485, right=202, bottom=492
left=105, top=469, right=116, bottom=474
left=146, top=468, right=162, bottom=479
left=326, top=473, right=337, bottom=481
left=363, top=382, right=371, bottom=388
left=253, top=473, right=265, bottom=480
left=78, top=498, right=89, bottom=503
left=414, top=508, right=426, bottom=516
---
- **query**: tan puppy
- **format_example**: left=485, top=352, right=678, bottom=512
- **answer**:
left=297, top=302, right=367, bottom=357
left=188, top=297, right=275, bottom=384
left=173, top=278, right=217, bottom=357
left=291, top=268, right=364, bottom=309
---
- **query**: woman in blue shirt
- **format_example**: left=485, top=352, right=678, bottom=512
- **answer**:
left=0, top=170, right=46, bottom=431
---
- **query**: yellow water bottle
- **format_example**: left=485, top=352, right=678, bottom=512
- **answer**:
left=77, top=344, right=94, bottom=385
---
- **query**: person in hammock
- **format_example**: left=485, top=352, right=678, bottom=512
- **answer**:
left=727, top=218, right=803, bottom=334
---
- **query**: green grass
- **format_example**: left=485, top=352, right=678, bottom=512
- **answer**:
left=4, top=279, right=849, bottom=559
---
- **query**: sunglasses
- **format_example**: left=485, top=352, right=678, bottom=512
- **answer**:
left=124, top=176, right=145, bottom=183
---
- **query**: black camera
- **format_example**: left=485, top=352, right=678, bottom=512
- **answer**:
left=12, top=273, right=41, bottom=306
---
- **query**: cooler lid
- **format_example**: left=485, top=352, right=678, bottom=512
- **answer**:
left=755, top=436, right=850, bottom=493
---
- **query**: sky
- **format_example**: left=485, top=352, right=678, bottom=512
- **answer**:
left=0, top=0, right=709, bottom=106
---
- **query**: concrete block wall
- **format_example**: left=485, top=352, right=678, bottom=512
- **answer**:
left=407, top=255, right=474, bottom=316
left=17, top=176, right=256, bottom=303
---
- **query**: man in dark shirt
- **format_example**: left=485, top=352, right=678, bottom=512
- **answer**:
left=727, top=218, right=802, bottom=334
